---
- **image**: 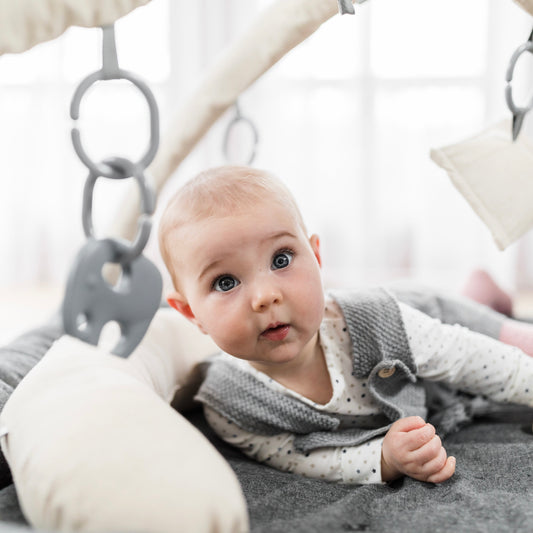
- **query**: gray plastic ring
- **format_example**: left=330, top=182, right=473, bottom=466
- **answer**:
left=222, top=114, right=259, bottom=166
left=82, top=156, right=155, bottom=262
left=505, top=40, right=533, bottom=140
left=71, top=69, right=159, bottom=177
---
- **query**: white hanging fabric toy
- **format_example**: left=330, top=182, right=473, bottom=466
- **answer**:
left=431, top=0, right=533, bottom=250
left=431, top=120, right=533, bottom=250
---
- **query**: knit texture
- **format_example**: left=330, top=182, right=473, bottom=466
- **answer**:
left=388, top=282, right=504, bottom=339
left=331, top=288, right=415, bottom=378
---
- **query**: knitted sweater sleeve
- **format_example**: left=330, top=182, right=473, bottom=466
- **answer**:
left=203, top=406, right=384, bottom=484
left=400, top=302, right=533, bottom=406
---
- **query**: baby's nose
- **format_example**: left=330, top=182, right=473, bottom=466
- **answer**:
left=251, top=278, right=282, bottom=311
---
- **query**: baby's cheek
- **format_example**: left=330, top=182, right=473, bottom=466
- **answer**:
left=209, top=313, right=252, bottom=352
left=297, top=275, right=324, bottom=324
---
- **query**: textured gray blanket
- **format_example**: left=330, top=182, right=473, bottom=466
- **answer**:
left=190, top=408, right=533, bottom=533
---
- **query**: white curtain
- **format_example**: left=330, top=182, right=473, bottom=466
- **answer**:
left=0, top=0, right=531, bottom=299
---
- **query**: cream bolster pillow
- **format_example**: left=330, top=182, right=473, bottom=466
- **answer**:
left=0, top=333, right=248, bottom=533
left=124, top=306, right=221, bottom=411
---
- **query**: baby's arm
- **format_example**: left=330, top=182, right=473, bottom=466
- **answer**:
left=381, top=416, right=456, bottom=483
left=401, top=302, right=533, bottom=406
left=204, top=406, right=383, bottom=484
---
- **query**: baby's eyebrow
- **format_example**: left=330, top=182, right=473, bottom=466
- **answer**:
left=198, top=258, right=225, bottom=283
left=264, top=230, right=297, bottom=243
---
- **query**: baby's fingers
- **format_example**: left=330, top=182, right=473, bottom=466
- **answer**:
left=405, top=422, right=436, bottom=451
left=390, top=416, right=427, bottom=433
left=414, top=434, right=443, bottom=464
left=426, top=456, right=456, bottom=484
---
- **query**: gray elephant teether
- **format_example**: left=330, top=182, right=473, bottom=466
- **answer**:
left=62, top=238, right=162, bottom=358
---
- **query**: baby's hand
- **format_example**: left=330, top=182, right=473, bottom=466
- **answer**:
left=381, top=416, right=456, bottom=483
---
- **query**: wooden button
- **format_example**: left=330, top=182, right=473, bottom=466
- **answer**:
left=378, top=367, right=396, bottom=378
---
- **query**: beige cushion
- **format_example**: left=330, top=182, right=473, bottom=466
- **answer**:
left=0, top=312, right=248, bottom=533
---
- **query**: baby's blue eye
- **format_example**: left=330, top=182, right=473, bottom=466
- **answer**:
left=272, top=251, right=293, bottom=270
left=213, top=275, right=240, bottom=292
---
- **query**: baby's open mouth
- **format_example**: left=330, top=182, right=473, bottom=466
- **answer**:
left=261, top=323, right=290, bottom=341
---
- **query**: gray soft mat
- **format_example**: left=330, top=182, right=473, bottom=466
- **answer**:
left=191, top=408, right=533, bottom=533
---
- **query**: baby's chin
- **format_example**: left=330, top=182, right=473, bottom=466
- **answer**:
left=250, top=346, right=311, bottom=369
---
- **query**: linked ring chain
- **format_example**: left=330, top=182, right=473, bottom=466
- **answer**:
left=70, top=25, right=159, bottom=263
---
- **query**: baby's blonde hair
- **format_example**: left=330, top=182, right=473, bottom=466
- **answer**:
left=158, top=165, right=307, bottom=290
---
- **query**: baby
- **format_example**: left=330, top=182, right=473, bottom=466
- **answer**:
left=158, top=165, right=533, bottom=485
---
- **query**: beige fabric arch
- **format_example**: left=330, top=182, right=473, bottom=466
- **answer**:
left=0, top=0, right=151, bottom=55
left=514, top=0, right=533, bottom=15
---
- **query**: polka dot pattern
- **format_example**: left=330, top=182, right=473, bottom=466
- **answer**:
left=400, top=302, right=533, bottom=405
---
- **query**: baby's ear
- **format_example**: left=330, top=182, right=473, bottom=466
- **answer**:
left=167, top=292, right=198, bottom=323
left=309, top=234, right=322, bottom=267
left=167, top=293, right=207, bottom=334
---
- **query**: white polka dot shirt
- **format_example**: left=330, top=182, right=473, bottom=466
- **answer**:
left=204, top=295, right=533, bottom=485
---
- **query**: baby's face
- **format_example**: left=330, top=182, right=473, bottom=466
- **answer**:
left=167, top=201, right=324, bottom=369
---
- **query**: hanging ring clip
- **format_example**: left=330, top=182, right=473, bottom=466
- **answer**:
left=337, top=0, right=355, bottom=15
left=505, top=28, right=533, bottom=141
left=222, top=101, right=259, bottom=165
left=70, top=25, right=159, bottom=176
